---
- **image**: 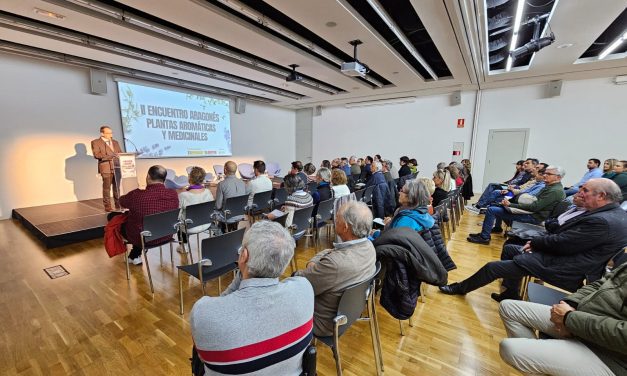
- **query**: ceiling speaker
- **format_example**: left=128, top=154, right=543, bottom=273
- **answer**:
left=235, top=98, right=246, bottom=114
left=313, top=105, right=322, bottom=116
left=89, top=69, right=107, bottom=95
left=546, top=80, right=562, bottom=98
left=450, top=90, right=461, bottom=106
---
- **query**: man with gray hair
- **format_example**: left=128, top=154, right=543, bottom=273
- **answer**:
left=295, top=201, right=376, bottom=336
left=440, top=178, right=627, bottom=302
left=467, top=165, right=566, bottom=245
left=191, top=221, right=314, bottom=375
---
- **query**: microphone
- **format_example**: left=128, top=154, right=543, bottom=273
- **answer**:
left=124, top=137, right=143, bottom=155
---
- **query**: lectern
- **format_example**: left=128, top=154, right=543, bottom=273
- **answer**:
left=114, top=152, right=140, bottom=195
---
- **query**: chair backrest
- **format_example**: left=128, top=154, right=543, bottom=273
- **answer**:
left=186, top=166, right=195, bottom=174
left=291, top=206, right=314, bottom=236
left=204, top=172, right=214, bottom=183
left=223, top=194, right=249, bottom=218
left=200, top=228, right=245, bottom=266
left=266, top=162, right=281, bottom=177
left=251, top=190, right=273, bottom=211
left=316, top=198, right=335, bottom=223
left=166, top=168, right=176, bottom=181
left=353, top=189, right=365, bottom=201
left=213, top=164, right=224, bottom=177
left=271, top=213, right=289, bottom=228
left=142, top=208, right=181, bottom=242
left=335, top=262, right=381, bottom=337
left=362, top=185, right=375, bottom=204
left=184, top=201, right=216, bottom=230
left=273, top=187, right=288, bottom=207
left=238, top=163, right=255, bottom=179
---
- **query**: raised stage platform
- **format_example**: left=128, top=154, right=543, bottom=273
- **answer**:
left=12, top=199, right=108, bottom=248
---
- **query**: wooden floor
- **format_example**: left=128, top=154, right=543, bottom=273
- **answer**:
left=0, top=209, right=521, bottom=376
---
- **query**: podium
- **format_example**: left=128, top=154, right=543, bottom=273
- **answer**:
left=114, top=152, right=140, bottom=195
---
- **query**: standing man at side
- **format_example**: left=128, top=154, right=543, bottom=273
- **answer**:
left=91, top=125, right=123, bottom=212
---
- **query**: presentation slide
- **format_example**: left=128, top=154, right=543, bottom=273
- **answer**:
left=117, top=81, right=232, bottom=158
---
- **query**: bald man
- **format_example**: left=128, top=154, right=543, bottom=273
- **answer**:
left=215, top=161, right=246, bottom=210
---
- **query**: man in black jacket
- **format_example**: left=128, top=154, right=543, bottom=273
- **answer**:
left=440, top=178, right=627, bottom=301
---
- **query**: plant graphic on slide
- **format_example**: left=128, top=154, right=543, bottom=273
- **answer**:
left=120, top=86, right=141, bottom=134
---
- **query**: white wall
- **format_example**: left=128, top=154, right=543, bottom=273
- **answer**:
left=0, top=53, right=294, bottom=219
left=472, top=78, right=627, bottom=189
left=312, top=93, right=477, bottom=176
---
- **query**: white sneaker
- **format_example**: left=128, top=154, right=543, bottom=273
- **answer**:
left=465, top=205, right=481, bottom=214
left=127, top=257, right=143, bottom=265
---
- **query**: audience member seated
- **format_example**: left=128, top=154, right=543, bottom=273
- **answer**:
left=349, top=155, right=361, bottom=178
left=498, top=263, right=627, bottom=376
left=602, top=158, right=627, bottom=202
left=303, top=162, right=317, bottom=183
left=267, top=174, right=313, bottom=227
left=215, top=161, right=246, bottom=210
left=460, top=159, right=474, bottom=201
left=466, top=167, right=545, bottom=214
left=408, top=158, right=418, bottom=174
left=384, top=179, right=434, bottom=232
left=440, top=178, right=627, bottom=301
left=320, top=160, right=331, bottom=169
left=340, top=157, right=351, bottom=177
left=417, top=177, right=436, bottom=214
left=331, top=169, right=350, bottom=198
left=432, top=169, right=450, bottom=207
left=448, top=164, right=463, bottom=188
left=294, top=201, right=376, bottom=336
left=469, top=158, right=538, bottom=211
left=366, top=161, right=394, bottom=219
left=467, top=165, right=566, bottom=245
left=118, top=165, right=179, bottom=265
left=246, top=160, right=273, bottom=207
left=177, top=166, right=214, bottom=252
left=289, top=160, right=308, bottom=186
left=564, top=158, right=603, bottom=196
left=398, top=156, right=411, bottom=177
left=191, top=221, right=314, bottom=375
left=360, top=155, right=374, bottom=182
left=312, top=167, right=332, bottom=205
left=388, top=159, right=399, bottom=179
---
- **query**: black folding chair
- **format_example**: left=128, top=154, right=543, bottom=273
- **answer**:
left=353, top=189, right=365, bottom=202
left=218, top=194, right=248, bottom=232
left=362, top=185, right=375, bottom=205
left=247, top=190, right=273, bottom=222
left=272, top=187, right=288, bottom=210
left=314, top=198, right=335, bottom=243
left=177, top=228, right=245, bottom=314
left=140, top=208, right=183, bottom=294
left=182, top=200, right=218, bottom=264
left=289, top=206, right=315, bottom=271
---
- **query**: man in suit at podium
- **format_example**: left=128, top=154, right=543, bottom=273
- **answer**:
left=91, top=125, right=122, bottom=212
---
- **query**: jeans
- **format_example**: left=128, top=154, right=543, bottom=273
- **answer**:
left=456, top=259, right=528, bottom=295
left=564, top=186, right=579, bottom=196
left=476, top=183, right=503, bottom=207
left=480, top=206, right=538, bottom=239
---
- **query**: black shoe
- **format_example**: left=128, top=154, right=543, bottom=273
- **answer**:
left=491, top=227, right=504, bottom=234
left=439, top=283, right=465, bottom=295
left=490, top=291, right=521, bottom=302
left=467, top=234, right=490, bottom=245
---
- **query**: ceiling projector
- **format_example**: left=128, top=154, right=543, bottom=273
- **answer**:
left=341, top=61, right=367, bottom=77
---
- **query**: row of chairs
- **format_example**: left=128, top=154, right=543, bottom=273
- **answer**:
left=432, top=188, right=465, bottom=245
left=166, top=162, right=282, bottom=186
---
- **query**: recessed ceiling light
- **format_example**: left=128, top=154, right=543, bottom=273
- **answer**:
left=325, top=21, right=337, bottom=27
left=557, top=43, right=574, bottom=49
left=33, top=8, right=65, bottom=20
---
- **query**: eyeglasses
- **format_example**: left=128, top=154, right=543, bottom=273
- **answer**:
left=543, top=172, right=559, bottom=176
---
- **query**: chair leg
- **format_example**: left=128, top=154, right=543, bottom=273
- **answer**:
left=124, top=248, right=130, bottom=281
left=399, top=320, right=405, bottom=336
left=218, top=275, right=222, bottom=294
left=332, top=345, right=343, bottom=376
left=368, top=296, right=384, bottom=374
left=159, top=246, right=163, bottom=265
left=144, top=249, right=154, bottom=294
left=408, top=316, right=414, bottom=327
left=420, top=284, right=427, bottom=303
left=178, top=270, right=184, bottom=315
left=169, top=242, right=174, bottom=265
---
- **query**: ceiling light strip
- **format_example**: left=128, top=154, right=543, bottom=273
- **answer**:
left=505, top=0, right=525, bottom=72
left=365, top=0, right=438, bottom=81
left=0, top=13, right=304, bottom=99
left=599, top=30, right=627, bottom=60
left=0, top=40, right=274, bottom=103
left=345, top=96, right=415, bottom=108
left=206, top=0, right=384, bottom=88
left=46, top=0, right=342, bottom=94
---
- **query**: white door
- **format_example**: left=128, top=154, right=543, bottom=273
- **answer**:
left=482, top=129, right=529, bottom=189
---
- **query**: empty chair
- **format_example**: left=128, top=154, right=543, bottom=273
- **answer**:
left=248, top=190, right=273, bottom=220
left=238, top=163, right=255, bottom=180
left=217, top=194, right=248, bottom=231
left=213, top=164, right=224, bottom=180
left=204, top=172, right=214, bottom=183
left=177, top=228, right=245, bottom=314
left=266, top=162, right=281, bottom=177
left=362, top=185, right=375, bottom=205
left=288, top=206, right=314, bottom=271
left=139, top=208, right=183, bottom=294
left=314, top=198, right=335, bottom=242
left=272, top=187, right=288, bottom=209
left=315, top=262, right=383, bottom=376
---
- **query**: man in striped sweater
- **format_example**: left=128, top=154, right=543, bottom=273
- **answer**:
left=190, top=221, right=314, bottom=375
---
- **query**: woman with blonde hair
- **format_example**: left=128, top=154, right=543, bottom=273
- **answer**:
left=330, top=169, right=350, bottom=198
left=432, top=169, right=450, bottom=207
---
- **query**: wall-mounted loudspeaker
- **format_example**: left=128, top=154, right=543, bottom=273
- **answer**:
left=235, top=98, right=246, bottom=114
left=450, top=90, right=461, bottom=106
left=313, top=105, right=322, bottom=116
left=546, top=80, right=562, bottom=98
left=89, top=69, right=107, bottom=95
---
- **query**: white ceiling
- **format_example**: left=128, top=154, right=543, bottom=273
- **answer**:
left=1, top=0, right=626, bottom=109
